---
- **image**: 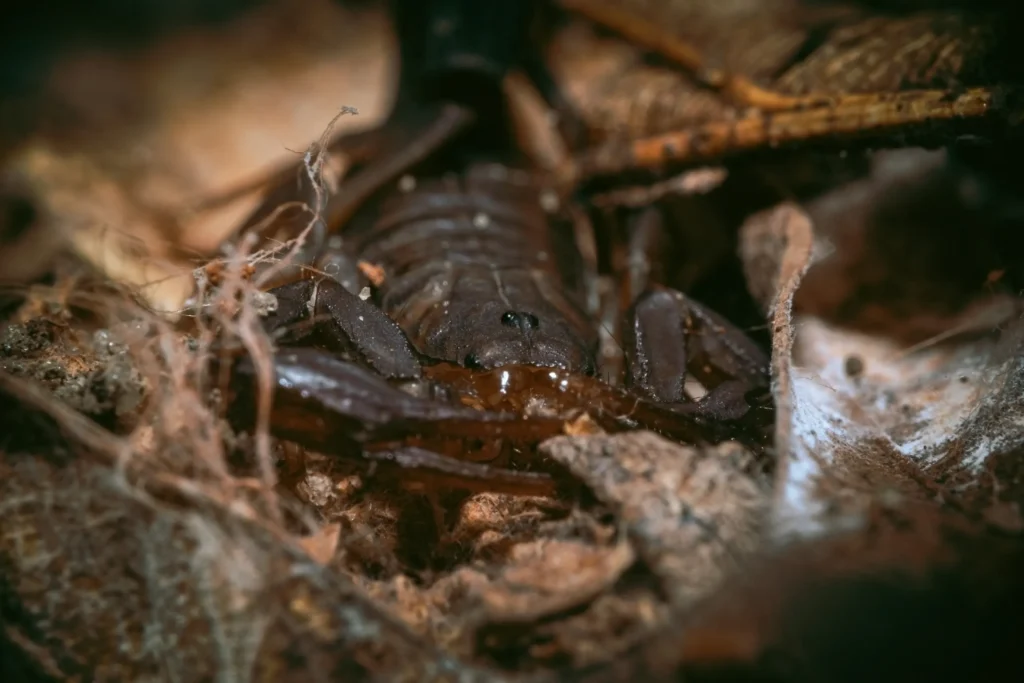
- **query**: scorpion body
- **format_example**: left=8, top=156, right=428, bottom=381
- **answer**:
left=352, top=161, right=597, bottom=373
left=345, top=0, right=598, bottom=373
left=218, top=0, right=774, bottom=495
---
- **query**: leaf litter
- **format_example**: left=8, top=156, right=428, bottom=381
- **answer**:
left=1, top=1, right=1023, bottom=681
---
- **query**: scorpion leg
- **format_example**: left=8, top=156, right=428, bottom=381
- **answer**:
left=624, top=286, right=771, bottom=424
left=620, top=205, right=678, bottom=306
left=261, top=278, right=422, bottom=380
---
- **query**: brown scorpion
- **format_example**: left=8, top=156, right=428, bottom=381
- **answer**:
left=210, top=0, right=774, bottom=497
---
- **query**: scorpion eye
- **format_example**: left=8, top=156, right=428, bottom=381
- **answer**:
left=501, top=310, right=540, bottom=330
left=464, top=353, right=484, bottom=369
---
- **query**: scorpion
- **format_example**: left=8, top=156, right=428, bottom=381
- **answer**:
left=212, top=0, right=774, bottom=498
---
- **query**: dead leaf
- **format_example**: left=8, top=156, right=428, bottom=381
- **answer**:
left=564, top=412, right=605, bottom=437
left=297, top=522, right=341, bottom=566
left=542, top=432, right=768, bottom=606
left=739, top=162, right=1024, bottom=541
left=357, top=260, right=386, bottom=287
left=475, top=539, right=636, bottom=623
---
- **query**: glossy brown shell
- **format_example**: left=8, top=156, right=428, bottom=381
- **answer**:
left=550, top=0, right=1020, bottom=179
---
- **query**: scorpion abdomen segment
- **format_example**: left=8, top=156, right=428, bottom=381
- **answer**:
left=358, top=163, right=598, bottom=373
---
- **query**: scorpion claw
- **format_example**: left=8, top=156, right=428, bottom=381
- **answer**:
left=263, top=279, right=422, bottom=380
left=624, top=287, right=771, bottom=421
left=226, top=347, right=566, bottom=462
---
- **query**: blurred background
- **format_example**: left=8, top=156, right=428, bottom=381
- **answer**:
left=1, top=1, right=272, bottom=147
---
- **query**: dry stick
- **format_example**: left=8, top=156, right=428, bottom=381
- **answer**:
left=589, top=167, right=728, bottom=208
left=575, top=87, right=998, bottom=180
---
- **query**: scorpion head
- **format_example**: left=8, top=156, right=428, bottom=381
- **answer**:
left=421, top=298, right=597, bottom=375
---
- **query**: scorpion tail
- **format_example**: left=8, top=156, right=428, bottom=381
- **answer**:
left=389, top=0, right=538, bottom=116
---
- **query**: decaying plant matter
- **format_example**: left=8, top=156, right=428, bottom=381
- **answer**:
left=552, top=0, right=1024, bottom=183
left=1, top=0, right=1023, bottom=681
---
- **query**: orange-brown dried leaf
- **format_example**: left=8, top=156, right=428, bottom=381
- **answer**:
left=559, top=0, right=1006, bottom=104
left=357, top=260, right=387, bottom=287
left=564, top=412, right=605, bottom=437
left=297, top=522, right=341, bottom=566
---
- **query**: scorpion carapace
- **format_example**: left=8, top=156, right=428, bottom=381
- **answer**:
left=351, top=161, right=599, bottom=373
left=214, top=0, right=775, bottom=497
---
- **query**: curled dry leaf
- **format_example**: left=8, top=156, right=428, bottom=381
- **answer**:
left=353, top=519, right=645, bottom=669
left=738, top=154, right=1024, bottom=539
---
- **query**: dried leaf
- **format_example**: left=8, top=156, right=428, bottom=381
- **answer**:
left=555, top=2, right=1020, bottom=178
left=563, top=413, right=605, bottom=437
left=297, top=522, right=341, bottom=566
left=474, top=539, right=636, bottom=624
left=541, top=432, right=768, bottom=606
left=739, top=156, right=1024, bottom=540
left=358, top=260, right=387, bottom=287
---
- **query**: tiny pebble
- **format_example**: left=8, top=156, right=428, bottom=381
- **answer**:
left=539, top=190, right=559, bottom=213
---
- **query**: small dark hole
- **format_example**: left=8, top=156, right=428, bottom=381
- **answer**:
left=0, top=194, right=36, bottom=243
left=464, top=353, right=484, bottom=369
